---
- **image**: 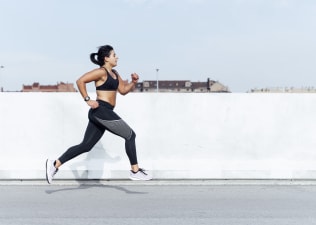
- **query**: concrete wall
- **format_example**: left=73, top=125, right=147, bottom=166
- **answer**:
left=1, top=92, right=316, bottom=180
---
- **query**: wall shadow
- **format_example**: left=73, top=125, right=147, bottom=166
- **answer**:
left=69, top=141, right=121, bottom=180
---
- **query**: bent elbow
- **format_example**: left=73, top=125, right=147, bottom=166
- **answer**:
left=120, top=91, right=128, bottom=96
left=76, top=78, right=84, bottom=87
left=76, top=78, right=81, bottom=85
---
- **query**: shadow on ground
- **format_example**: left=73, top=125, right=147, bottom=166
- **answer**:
left=45, top=180, right=148, bottom=195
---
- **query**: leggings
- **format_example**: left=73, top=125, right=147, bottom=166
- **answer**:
left=58, top=100, right=138, bottom=165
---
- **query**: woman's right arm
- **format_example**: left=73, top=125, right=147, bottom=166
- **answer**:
left=76, top=68, right=104, bottom=108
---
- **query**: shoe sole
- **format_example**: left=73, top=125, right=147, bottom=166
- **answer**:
left=45, top=159, right=51, bottom=184
left=129, top=176, right=152, bottom=181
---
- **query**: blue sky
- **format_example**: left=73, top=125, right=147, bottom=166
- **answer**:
left=0, top=0, right=315, bottom=92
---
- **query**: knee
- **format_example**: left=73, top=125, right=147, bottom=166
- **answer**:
left=128, top=130, right=136, bottom=141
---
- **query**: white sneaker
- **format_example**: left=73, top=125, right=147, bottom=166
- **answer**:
left=129, top=168, right=152, bottom=181
left=45, top=159, right=58, bottom=184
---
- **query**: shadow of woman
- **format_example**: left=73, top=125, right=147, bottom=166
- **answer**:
left=45, top=182, right=148, bottom=195
left=69, top=141, right=121, bottom=180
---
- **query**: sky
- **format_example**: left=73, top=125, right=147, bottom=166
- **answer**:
left=0, top=0, right=315, bottom=92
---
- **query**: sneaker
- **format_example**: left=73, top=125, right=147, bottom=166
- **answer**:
left=45, top=159, right=58, bottom=184
left=129, top=168, right=152, bottom=181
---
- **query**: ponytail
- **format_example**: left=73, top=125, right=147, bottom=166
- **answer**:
left=89, top=45, right=114, bottom=67
left=90, top=53, right=100, bottom=66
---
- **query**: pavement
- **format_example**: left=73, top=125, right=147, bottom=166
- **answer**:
left=1, top=180, right=316, bottom=225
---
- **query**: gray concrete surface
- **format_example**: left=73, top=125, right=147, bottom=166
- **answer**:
left=1, top=181, right=316, bottom=225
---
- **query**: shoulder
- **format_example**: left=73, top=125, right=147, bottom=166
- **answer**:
left=80, top=67, right=107, bottom=81
left=87, top=67, right=107, bottom=76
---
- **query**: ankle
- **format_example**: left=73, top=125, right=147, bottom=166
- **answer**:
left=131, top=164, right=139, bottom=173
left=54, top=160, right=61, bottom=169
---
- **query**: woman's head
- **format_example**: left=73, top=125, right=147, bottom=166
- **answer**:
left=90, top=45, right=115, bottom=67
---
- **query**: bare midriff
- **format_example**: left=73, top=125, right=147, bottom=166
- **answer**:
left=96, top=90, right=117, bottom=107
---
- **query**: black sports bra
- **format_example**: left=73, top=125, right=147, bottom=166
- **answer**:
left=96, top=68, right=119, bottom=91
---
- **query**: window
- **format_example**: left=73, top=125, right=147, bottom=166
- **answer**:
left=143, top=82, right=149, bottom=88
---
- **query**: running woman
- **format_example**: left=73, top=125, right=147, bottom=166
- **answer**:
left=46, top=45, right=152, bottom=183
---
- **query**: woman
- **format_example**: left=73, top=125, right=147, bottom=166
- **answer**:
left=46, top=45, right=152, bottom=183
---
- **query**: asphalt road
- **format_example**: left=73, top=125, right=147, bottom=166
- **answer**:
left=1, top=181, right=316, bottom=225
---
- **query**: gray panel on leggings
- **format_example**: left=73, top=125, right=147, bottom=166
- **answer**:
left=96, top=118, right=133, bottom=140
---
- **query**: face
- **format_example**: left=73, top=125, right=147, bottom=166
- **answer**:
left=105, top=50, right=118, bottom=67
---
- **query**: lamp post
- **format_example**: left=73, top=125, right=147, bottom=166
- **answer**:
left=0, top=65, right=4, bottom=92
left=156, top=68, right=159, bottom=92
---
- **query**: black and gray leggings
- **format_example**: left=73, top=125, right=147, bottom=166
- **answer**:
left=58, top=100, right=138, bottom=165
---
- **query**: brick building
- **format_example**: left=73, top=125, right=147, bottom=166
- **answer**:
left=22, top=82, right=77, bottom=92
left=21, top=78, right=229, bottom=93
left=133, top=78, right=230, bottom=93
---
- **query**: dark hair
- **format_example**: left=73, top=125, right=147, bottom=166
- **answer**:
left=90, top=45, right=114, bottom=67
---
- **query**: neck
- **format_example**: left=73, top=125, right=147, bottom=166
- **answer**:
left=103, top=64, right=112, bottom=71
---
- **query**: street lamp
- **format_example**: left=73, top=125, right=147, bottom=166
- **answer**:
left=0, top=65, right=4, bottom=92
left=156, top=68, right=159, bottom=92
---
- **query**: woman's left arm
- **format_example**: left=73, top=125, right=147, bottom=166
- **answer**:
left=117, top=72, right=139, bottom=95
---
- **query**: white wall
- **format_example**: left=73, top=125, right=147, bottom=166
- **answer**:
left=1, top=92, right=316, bottom=180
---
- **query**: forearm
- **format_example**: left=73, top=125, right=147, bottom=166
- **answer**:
left=76, top=79, right=89, bottom=99
left=118, top=72, right=139, bottom=95
left=121, top=81, right=136, bottom=95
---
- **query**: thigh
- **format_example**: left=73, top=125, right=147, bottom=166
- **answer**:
left=90, top=107, right=133, bottom=140
left=82, top=120, right=106, bottom=145
left=95, top=118, right=133, bottom=140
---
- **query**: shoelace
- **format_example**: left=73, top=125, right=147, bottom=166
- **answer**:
left=52, top=167, right=58, bottom=176
left=138, top=168, right=148, bottom=175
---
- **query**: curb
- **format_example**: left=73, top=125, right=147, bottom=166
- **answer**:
left=1, top=179, right=316, bottom=186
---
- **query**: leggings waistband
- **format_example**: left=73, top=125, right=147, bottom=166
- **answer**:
left=97, top=100, right=115, bottom=110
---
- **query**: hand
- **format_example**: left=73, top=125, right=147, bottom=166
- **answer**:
left=86, top=100, right=99, bottom=109
left=131, top=73, right=139, bottom=84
